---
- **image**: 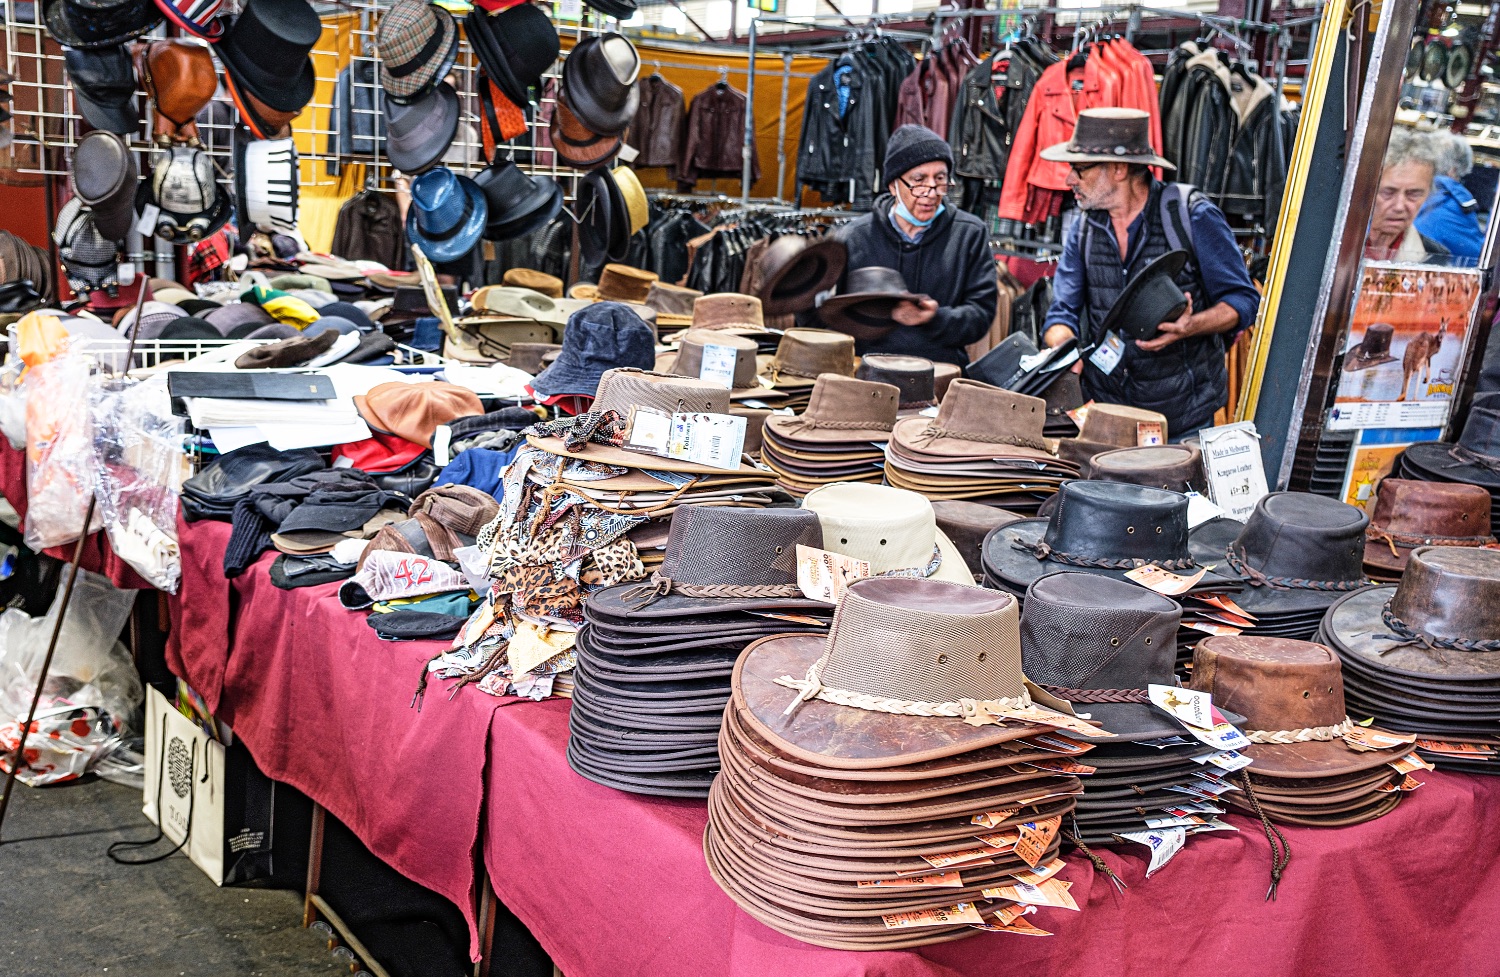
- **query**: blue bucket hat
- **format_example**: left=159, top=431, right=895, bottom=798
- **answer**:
left=529, top=302, right=655, bottom=401
left=406, top=167, right=487, bottom=263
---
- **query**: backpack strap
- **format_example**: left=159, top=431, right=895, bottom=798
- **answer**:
left=1159, top=182, right=1198, bottom=256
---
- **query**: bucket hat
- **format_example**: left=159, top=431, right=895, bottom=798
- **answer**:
left=1039, top=107, right=1175, bottom=170
left=755, top=235, right=847, bottom=316
left=377, top=0, right=458, bottom=105
left=890, top=380, right=1052, bottom=461
left=561, top=33, right=641, bottom=137
left=763, top=329, right=856, bottom=389
left=353, top=381, right=483, bottom=447
left=45, top=0, right=161, bottom=48
left=473, top=159, right=562, bottom=242
left=71, top=130, right=138, bottom=242
left=855, top=354, right=935, bottom=410
left=802, top=482, right=973, bottom=585
left=1058, top=403, right=1169, bottom=470
left=1097, top=250, right=1188, bottom=342
left=818, top=266, right=925, bottom=341
left=528, top=304, right=656, bottom=400
left=406, top=167, right=487, bottom=263
left=152, top=0, right=223, bottom=39
left=1088, top=443, right=1207, bottom=494
left=384, top=82, right=459, bottom=175
left=551, top=96, right=623, bottom=171
left=216, top=0, right=319, bottom=116
left=1363, top=479, right=1496, bottom=578
left=63, top=45, right=139, bottom=134
left=1343, top=322, right=1397, bottom=372
left=466, top=3, right=558, bottom=111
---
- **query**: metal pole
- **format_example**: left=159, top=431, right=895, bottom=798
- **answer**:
left=775, top=52, right=792, bottom=203
left=743, top=16, right=757, bottom=205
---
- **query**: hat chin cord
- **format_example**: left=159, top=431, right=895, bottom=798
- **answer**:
left=1234, top=770, right=1292, bottom=902
left=775, top=659, right=1032, bottom=719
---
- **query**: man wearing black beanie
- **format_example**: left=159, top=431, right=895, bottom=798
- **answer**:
left=804, top=124, right=996, bottom=366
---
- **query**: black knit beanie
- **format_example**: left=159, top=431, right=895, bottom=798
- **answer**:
left=884, top=124, right=954, bottom=184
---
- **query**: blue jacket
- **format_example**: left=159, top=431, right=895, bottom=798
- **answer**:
left=1415, top=175, right=1485, bottom=260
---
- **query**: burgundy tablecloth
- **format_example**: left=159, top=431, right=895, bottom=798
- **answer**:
left=166, top=518, right=498, bottom=959
left=483, top=699, right=1500, bottom=977
left=0, top=442, right=154, bottom=590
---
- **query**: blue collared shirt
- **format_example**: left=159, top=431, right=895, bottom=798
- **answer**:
left=889, top=206, right=926, bottom=243
left=1043, top=187, right=1261, bottom=341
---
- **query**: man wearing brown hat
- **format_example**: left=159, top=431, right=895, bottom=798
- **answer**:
left=1040, top=108, right=1259, bottom=437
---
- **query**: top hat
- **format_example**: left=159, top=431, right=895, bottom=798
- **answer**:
left=561, top=33, right=640, bottom=137
left=46, top=0, right=161, bottom=49
left=890, top=380, right=1052, bottom=461
left=72, top=130, right=138, bottom=242
left=763, top=328, right=856, bottom=388
left=63, top=45, right=139, bottom=134
left=467, top=3, right=558, bottom=111
left=755, top=235, right=847, bottom=316
left=406, top=167, right=488, bottom=264
left=377, top=0, right=459, bottom=105
left=1363, top=478, right=1496, bottom=577
left=216, top=0, right=319, bottom=116
left=818, top=266, right=925, bottom=341
left=1343, top=322, right=1398, bottom=372
left=855, top=354, right=935, bottom=409
left=1040, top=107, right=1175, bottom=170
left=1098, top=250, right=1189, bottom=343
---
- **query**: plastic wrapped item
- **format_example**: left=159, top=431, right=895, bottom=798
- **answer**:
left=92, top=375, right=189, bottom=592
left=0, top=358, right=27, bottom=451
left=23, top=352, right=101, bottom=551
left=0, top=703, right=118, bottom=786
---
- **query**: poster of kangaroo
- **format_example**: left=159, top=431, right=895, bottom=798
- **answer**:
left=1329, top=261, right=1482, bottom=430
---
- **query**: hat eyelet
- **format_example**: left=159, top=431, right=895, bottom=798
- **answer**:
left=1144, top=637, right=1152, bottom=645
left=1126, top=526, right=1135, bottom=534
left=774, top=546, right=783, bottom=555
left=937, top=654, right=949, bottom=665
left=1462, top=513, right=1470, bottom=520
left=1302, top=690, right=1310, bottom=698
left=977, top=652, right=987, bottom=662
left=879, top=539, right=887, bottom=545
left=840, top=538, right=848, bottom=545
left=1328, top=687, right=1335, bottom=694
left=1110, top=637, right=1120, bottom=646
left=1155, top=527, right=1163, bottom=534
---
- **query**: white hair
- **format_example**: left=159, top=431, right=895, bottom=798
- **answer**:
left=1383, top=128, right=1441, bottom=181
left=1429, top=130, right=1475, bottom=179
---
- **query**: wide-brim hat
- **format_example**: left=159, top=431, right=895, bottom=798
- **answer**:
left=377, top=0, right=459, bottom=104
left=801, top=482, right=972, bottom=585
left=406, top=168, right=488, bottom=264
left=1362, top=479, right=1497, bottom=576
left=645, top=282, right=701, bottom=318
left=1098, top=250, right=1188, bottom=342
left=1343, top=323, right=1398, bottom=371
left=595, top=263, right=657, bottom=305
left=764, top=374, right=897, bottom=445
left=763, top=328, right=857, bottom=389
left=474, top=159, right=562, bottom=241
left=64, top=45, right=140, bottom=133
left=757, top=235, right=847, bottom=316
left=889, top=380, right=1053, bottom=462
left=1039, top=107, right=1175, bottom=169
left=46, top=0, right=161, bottom=48
left=818, top=266, right=924, bottom=341
left=1088, top=443, right=1207, bottom=493
left=385, top=82, right=459, bottom=176
left=561, top=33, right=641, bottom=137
left=576, top=169, right=617, bottom=267
left=966, top=332, right=1077, bottom=394
left=72, top=130, right=138, bottom=242
left=215, top=0, right=318, bottom=115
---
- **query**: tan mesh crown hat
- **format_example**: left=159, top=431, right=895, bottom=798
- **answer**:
left=801, top=482, right=973, bottom=584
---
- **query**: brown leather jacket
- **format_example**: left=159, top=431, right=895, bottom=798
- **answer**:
left=626, top=74, right=685, bottom=171
left=677, top=82, right=760, bottom=189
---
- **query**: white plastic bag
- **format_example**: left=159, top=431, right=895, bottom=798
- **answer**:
left=92, top=375, right=187, bottom=592
left=23, top=352, right=101, bottom=551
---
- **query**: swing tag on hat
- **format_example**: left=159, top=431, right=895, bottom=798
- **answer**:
left=1149, top=684, right=1250, bottom=750
left=1118, top=827, right=1186, bottom=878
left=796, top=543, right=870, bottom=603
left=984, top=878, right=1080, bottom=911
left=857, top=872, right=963, bottom=890
left=1136, top=421, right=1164, bottom=446
left=698, top=342, right=738, bottom=389
left=1012, top=815, right=1062, bottom=868
left=1088, top=331, right=1124, bottom=375
left=1343, top=726, right=1417, bottom=752
left=1125, top=563, right=1206, bottom=595
left=881, top=902, right=985, bottom=930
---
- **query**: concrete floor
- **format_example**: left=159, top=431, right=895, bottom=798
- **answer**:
left=0, top=776, right=337, bottom=977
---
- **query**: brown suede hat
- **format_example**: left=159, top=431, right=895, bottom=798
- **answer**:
left=659, top=330, right=772, bottom=399
left=353, top=381, right=484, bottom=447
left=596, top=263, right=658, bottom=304
left=1088, top=443, right=1207, bottom=492
left=1058, top=403, right=1169, bottom=469
left=891, top=380, right=1052, bottom=461
left=692, top=293, right=764, bottom=333
left=502, top=268, right=563, bottom=299
left=645, top=281, right=703, bottom=317
left=1362, top=478, right=1496, bottom=577
left=765, top=375, right=898, bottom=444
left=762, top=329, right=856, bottom=389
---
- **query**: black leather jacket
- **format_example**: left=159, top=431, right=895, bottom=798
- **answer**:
left=797, top=56, right=880, bottom=207
left=948, top=48, right=1046, bottom=183
left=1219, top=84, right=1287, bottom=230
left=1180, top=64, right=1235, bottom=190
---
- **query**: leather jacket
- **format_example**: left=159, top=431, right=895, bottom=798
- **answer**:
left=1177, top=55, right=1235, bottom=189
left=626, top=74, right=684, bottom=171
left=949, top=47, right=1047, bottom=184
left=678, top=82, right=759, bottom=189
left=1218, top=72, right=1286, bottom=229
left=797, top=55, right=880, bottom=207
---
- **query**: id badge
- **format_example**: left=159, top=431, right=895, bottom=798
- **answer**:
left=1088, top=331, right=1125, bottom=375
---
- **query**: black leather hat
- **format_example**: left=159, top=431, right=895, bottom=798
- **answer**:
left=755, top=235, right=846, bottom=316
left=72, top=130, right=138, bottom=242
left=1098, top=250, right=1189, bottom=342
left=855, top=354, right=936, bottom=409
left=561, top=33, right=640, bottom=138
left=1402, top=396, right=1500, bottom=491
left=64, top=44, right=139, bottom=134
left=576, top=168, right=624, bottom=267
left=466, top=3, right=558, bottom=111
left=475, top=160, right=563, bottom=242
left=967, top=332, right=1080, bottom=396
left=216, top=0, right=319, bottom=116
left=817, top=266, right=925, bottom=341
left=45, top=0, right=161, bottom=48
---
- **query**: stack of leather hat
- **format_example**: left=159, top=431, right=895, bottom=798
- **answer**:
left=1320, top=546, right=1500, bottom=772
left=1088, top=443, right=1208, bottom=494
left=1394, top=393, right=1500, bottom=528
left=1021, top=571, right=1242, bottom=846
left=760, top=328, right=858, bottom=412
left=1360, top=478, right=1496, bottom=583
left=964, top=333, right=1083, bottom=438
left=1184, top=493, right=1372, bottom=666
left=761, top=376, right=897, bottom=495
left=1059, top=403, right=1171, bottom=474
left=568, top=506, right=833, bottom=797
left=657, top=329, right=785, bottom=405
left=982, top=479, right=1234, bottom=603
left=856, top=354, right=937, bottom=412
left=707, top=576, right=1089, bottom=949
left=1190, top=635, right=1416, bottom=828
left=885, top=381, right=1078, bottom=512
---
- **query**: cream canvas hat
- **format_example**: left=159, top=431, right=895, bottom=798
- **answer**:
left=801, top=482, right=973, bottom=585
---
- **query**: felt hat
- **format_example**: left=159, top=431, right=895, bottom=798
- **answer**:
left=45, top=0, right=161, bottom=48
left=71, top=130, right=138, bottom=242
left=384, top=82, right=460, bottom=176
left=407, top=167, right=488, bottom=264
left=755, top=235, right=847, bottom=316
left=1097, top=250, right=1189, bottom=343
left=1040, top=107, right=1175, bottom=170
left=376, top=0, right=459, bottom=105
left=466, top=2, right=558, bottom=111
left=501, top=269, right=563, bottom=299
left=216, top=0, right=319, bottom=117
left=818, top=266, right=925, bottom=341
left=354, top=381, right=484, bottom=447
left=561, top=33, right=640, bottom=137
left=595, top=263, right=658, bottom=305
left=63, top=45, right=140, bottom=134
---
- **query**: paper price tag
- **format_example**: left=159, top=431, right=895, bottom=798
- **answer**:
left=795, top=544, right=871, bottom=603
left=1196, top=594, right=1257, bottom=620
left=1415, top=739, right=1495, bottom=757
left=983, top=879, right=1079, bottom=911
left=1028, top=758, right=1097, bottom=775
left=1200, top=749, right=1253, bottom=772
left=1343, top=727, right=1417, bottom=752
left=970, top=914, right=1052, bottom=936
left=698, top=343, right=739, bottom=389
left=882, top=903, right=984, bottom=929
left=857, top=872, right=962, bottom=889
left=1183, top=491, right=1227, bottom=529
left=1089, top=332, right=1125, bottom=375
left=117, top=261, right=136, bottom=286
left=671, top=412, right=746, bottom=470
left=1066, top=400, right=1096, bottom=428
left=1136, top=421, right=1165, bottom=446
left=974, top=831, right=1019, bottom=852
left=135, top=203, right=162, bottom=239
left=1010, top=858, right=1067, bottom=886
left=919, top=846, right=998, bottom=870
left=1149, top=684, right=1215, bottom=729
left=1026, top=733, right=1093, bottom=755
left=1118, top=827, right=1185, bottom=877
left=1376, top=774, right=1425, bottom=793
left=1125, top=563, right=1207, bottom=596
left=624, top=406, right=674, bottom=454
left=1184, top=620, right=1244, bottom=637
left=1013, top=816, right=1061, bottom=868
left=971, top=808, right=1019, bottom=828
left=1389, top=753, right=1434, bottom=775
left=982, top=704, right=1111, bottom=738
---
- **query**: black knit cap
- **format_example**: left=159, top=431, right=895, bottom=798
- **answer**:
left=884, top=124, right=954, bottom=183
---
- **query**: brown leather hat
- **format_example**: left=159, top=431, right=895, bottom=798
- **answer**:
left=763, top=329, right=855, bottom=389
left=1362, top=478, right=1496, bottom=577
left=1058, top=403, right=1169, bottom=469
left=551, top=95, right=623, bottom=170
left=855, top=353, right=935, bottom=409
left=890, top=380, right=1052, bottom=461
left=644, top=281, right=702, bottom=317
left=692, top=293, right=764, bottom=333
left=135, top=39, right=217, bottom=143
left=1088, top=443, right=1207, bottom=492
left=353, top=381, right=484, bottom=447
left=931, top=500, right=1023, bottom=574
left=1190, top=635, right=1412, bottom=781
left=503, top=268, right=563, bottom=299
left=1039, top=107, right=1175, bottom=170
left=765, top=375, right=898, bottom=444
left=662, top=330, right=762, bottom=395
left=505, top=341, right=563, bottom=375
left=755, top=235, right=847, bottom=316
left=932, top=361, right=960, bottom=400
left=596, top=263, right=657, bottom=304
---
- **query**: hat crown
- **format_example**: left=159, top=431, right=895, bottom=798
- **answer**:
left=1190, top=636, right=1346, bottom=733
left=816, top=577, right=1025, bottom=705
left=843, top=266, right=910, bottom=296
left=803, top=482, right=941, bottom=575
left=1077, top=403, right=1169, bottom=445
left=1043, top=479, right=1192, bottom=567
left=73, top=130, right=133, bottom=202
left=1069, top=107, right=1154, bottom=157
left=410, top=167, right=471, bottom=232
left=645, top=282, right=702, bottom=317
left=1388, top=547, right=1500, bottom=642
left=659, top=505, right=823, bottom=588
left=933, top=379, right=1046, bottom=442
left=1231, top=492, right=1368, bottom=585
left=1020, top=571, right=1181, bottom=691
left=855, top=354, right=936, bottom=406
left=593, top=367, right=731, bottom=416
left=1368, top=478, right=1493, bottom=540
left=597, top=264, right=659, bottom=304
left=772, top=328, right=856, bottom=378
left=1457, top=402, right=1500, bottom=459
left=803, top=375, right=899, bottom=429
left=692, top=293, right=764, bottom=330
left=1089, top=444, right=1204, bottom=491
left=671, top=330, right=758, bottom=389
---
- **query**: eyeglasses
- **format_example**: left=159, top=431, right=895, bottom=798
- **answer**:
left=897, top=175, right=952, bottom=198
left=1068, top=163, right=1103, bottom=178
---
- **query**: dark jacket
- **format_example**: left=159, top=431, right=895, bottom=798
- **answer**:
left=331, top=190, right=406, bottom=270
left=797, top=55, right=880, bottom=208
left=325, top=61, right=386, bottom=173
left=626, top=74, right=684, bottom=171
left=1218, top=76, right=1287, bottom=229
left=1179, top=61, right=1236, bottom=190
left=678, top=82, right=760, bottom=190
left=807, top=195, right=998, bottom=366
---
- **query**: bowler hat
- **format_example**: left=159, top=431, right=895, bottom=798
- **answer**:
left=561, top=33, right=640, bottom=137
left=406, top=167, right=488, bottom=264
left=1098, top=250, right=1188, bottom=342
left=1040, top=107, right=1175, bottom=170
left=63, top=45, right=139, bottom=134
left=216, top=0, right=319, bottom=116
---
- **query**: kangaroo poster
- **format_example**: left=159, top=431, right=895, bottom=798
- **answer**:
left=1329, top=262, right=1483, bottom=431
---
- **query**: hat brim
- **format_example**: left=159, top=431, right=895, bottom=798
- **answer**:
left=1242, top=738, right=1412, bottom=780
left=890, top=415, right=1055, bottom=462
left=763, top=413, right=893, bottom=445
left=984, top=518, right=1235, bottom=592
left=1342, top=352, right=1398, bottom=371
left=386, top=86, right=460, bottom=176
left=486, top=179, right=563, bottom=242
left=46, top=0, right=161, bottom=47
left=1098, top=250, right=1190, bottom=340
left=1324, top=585, right=1500, bottom=682
left=819, top=290, right=925, bottom=341
left=528, top=433, right=761, bottom=477
left=1039, top=142, right=1176, bottom=170
left=760, top=239, right=848, bottom=317
left=1401, top=442, right=1500, bottom=489
left=406, top=179, right=488, bottom=264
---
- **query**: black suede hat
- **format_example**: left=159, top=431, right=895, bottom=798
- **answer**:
left=1098, top=250, right=1189, bottom=343
left=561, top=33, right=640, bottom=138
left=466, top=3, right=559, bottom=111
left=64, top=44, right=139, bottom=133
left=45, top=0, right=161, bottom=48
left=216, top=0, right=319, bottom=116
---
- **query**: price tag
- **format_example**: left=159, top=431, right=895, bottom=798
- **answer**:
left=1148, top=684, right=1214, bottom=729
left=1343, top=727, right=1417, bottom=751
left=1136, top=421, right=1165, bottom=446
left=1088, top=331, right=1125, bottom=375
left=698, top=343, right=739, bottom=389
left=615, top=142, right=640, bottom=164
left=624, top=406, right=674, bottom=455
left=795, top=544, right=871, bottom=603
left=919, top=847, right=998, bottom=871
left=135, top=202, right=162, bottom=239
left=1012, top=816, right=1061, bottom=868
left=1184, top=491, right=1227, bottom=529
left=1118, top=827, right=1185, bottom=877
left=982, top=879, right=1079, bottom=911
left=1010, top=858, right=1067, bottom=886
left=882, top=903, right=984, bottom=930
left=1126, top=563, right=1207, bottom=596
left=857, top=872, right=962, bottom=889
left=117, top=261, right=136, bottom=286
left=671, top=412, right=745, bottom=470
